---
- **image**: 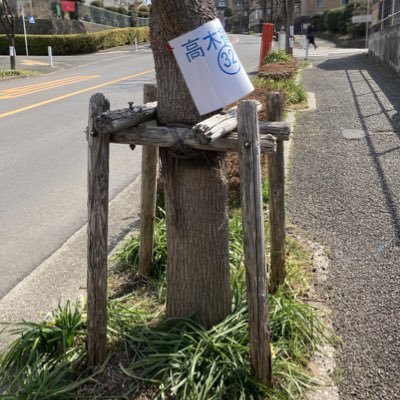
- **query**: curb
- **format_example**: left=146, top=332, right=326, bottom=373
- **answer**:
left=0, top=173, right=142, bottom=351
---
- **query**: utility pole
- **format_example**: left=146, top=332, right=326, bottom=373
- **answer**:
left=21, top=5, right=28, bottom=56
left=285, top=0, right=294, bottom=55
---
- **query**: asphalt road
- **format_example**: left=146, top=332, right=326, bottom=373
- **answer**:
left=0, top=35, right=260, bottom=298
left=0, top=47, right=156, bottom=297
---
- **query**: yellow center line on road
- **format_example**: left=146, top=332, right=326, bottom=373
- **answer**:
left=0, top=69, right=154, bottom=119
left=0, top=75, right=100, bottom=99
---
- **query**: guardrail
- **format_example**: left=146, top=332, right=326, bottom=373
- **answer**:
left=370, top=0, right=400, bottom=33
left=77, top=4, right=149, bottom=28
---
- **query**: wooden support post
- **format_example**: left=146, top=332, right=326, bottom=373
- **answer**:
left=87, top=93, right=110, bottom=367
left=267, top=92, right=286, bottom=294
left=237, top=100, right=272, bottom=386
left=139, top=83, right=158, bottom=276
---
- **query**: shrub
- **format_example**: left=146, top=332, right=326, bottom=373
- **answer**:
left=104, top=5, right=118, bottom=13
left=348, top=0, right=368, bottom=37
left=117, top=6, right=128, bottom=15
left=138, top=4, right=149, bottom=13
left=310, top=12, right=324, bottom=32
left=324, top=7, right=343, bottom=33
left=90, top=0, right=103, bottom=7
left=0, top=27, right=149, bottom=56
left=338, top=3, right=354, bottom=34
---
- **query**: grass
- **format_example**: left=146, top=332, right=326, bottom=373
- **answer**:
left=263, top=50, right=294, bottom=64
left=0, top=69, right=39, bottom=79
left=256, top=52, right=309, bottom=108
left=0, top=58, right=324, bottom=396
left=253, top=76, right=308, bottom=106
left=0, top=209, right=332, bottom=399
left=0, top=301, right=94, bottom=399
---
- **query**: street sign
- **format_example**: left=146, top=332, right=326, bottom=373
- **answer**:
left=352, top=15, right=372, bottom=23
left=169, top=18, right=254, bottom=115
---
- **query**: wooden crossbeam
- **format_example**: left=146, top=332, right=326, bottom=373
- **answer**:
left=95, top=102, right=157, bottom=134
left=109, top=125, right=277, bottom=154
left=192, top=101, right=262, bottom=143
left=259, top=121, right=290, bottom=141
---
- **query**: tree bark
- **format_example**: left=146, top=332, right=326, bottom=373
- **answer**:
left=150, top=0, right=231, bottom=328
left=285, top=0, right=294, bottom=55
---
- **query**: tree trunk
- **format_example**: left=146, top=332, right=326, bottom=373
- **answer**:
left=0, top=0, right=17, bottom=70
left=150, top=0, right=231, bottom=328
left=285, top=0, right=294, bottom=55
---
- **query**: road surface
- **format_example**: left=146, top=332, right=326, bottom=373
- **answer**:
left=0, top=34, right=260, bottom=298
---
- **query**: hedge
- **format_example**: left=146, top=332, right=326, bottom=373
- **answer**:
left=324, top=7, right=342, bottom=33
left=311, top=0, right=367, bottom=37
left=0, top=27, right=149, bottom=56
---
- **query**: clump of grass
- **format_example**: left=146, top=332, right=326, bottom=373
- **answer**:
left=264, top=50, right=294, bottom=64
left=0, top=69, right=39, bottom=78
left=113, top=210, right=167, bottom=278
left=0, top=301, right=94, bottom=399
left=120, top=308, right=266, bottom=400
left=299, top=60, right=311, bottom=69
left=253, top=76, right=307, bottom=106
left=0, top=211, right=331, bottom=399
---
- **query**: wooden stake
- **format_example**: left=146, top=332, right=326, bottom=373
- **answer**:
left=87, top=93, right=110, bottom=366
left=237, top=100, right=272, bottom=386
left=139, top=84, right=158, bottom=276
left=267, top=92, right=286, bottom=293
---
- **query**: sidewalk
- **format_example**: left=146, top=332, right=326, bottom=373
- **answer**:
left=0, top=44, right=149, bottom=76
left=288, top=53, right=400, bottom=399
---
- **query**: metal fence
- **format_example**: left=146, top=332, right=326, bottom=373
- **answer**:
left=13, top=1, right=149, bottom=29
left=370, top=0, right=400, bottom=33
left=77, top=4, right=149, bottom=28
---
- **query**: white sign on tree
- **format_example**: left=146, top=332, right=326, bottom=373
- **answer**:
left=169, top=19, right=254, bottom=115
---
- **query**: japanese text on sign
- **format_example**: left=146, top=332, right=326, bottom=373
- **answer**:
left=169, top=19, right=254, bottom=115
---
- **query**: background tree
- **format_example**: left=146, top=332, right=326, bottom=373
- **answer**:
left=257, top=0, right=271, bottom=22
left=0, top=0, right=16, bottom=70
left=149, top=0, right=232, bottom=328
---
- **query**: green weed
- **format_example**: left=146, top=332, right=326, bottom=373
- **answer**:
left=264, top=50, right=294, bottom=64
left=112, top=210, right=167, bottom=279
left=253, top=77, right=307, bottom=106
left=0, top=301, right=92, bottom=399
left=0, top=210, right=331, bottom=399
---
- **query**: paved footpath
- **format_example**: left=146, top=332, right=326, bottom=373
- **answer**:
left=288, top=53, right=400, bottom=399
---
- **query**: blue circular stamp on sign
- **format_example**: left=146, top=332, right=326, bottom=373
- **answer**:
left=217, top=45, right=241, bottom=75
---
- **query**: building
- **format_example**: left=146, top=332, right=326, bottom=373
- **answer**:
left=214, top=0, right=227, bottom=25
left=301, top=0, right=350, bottom=18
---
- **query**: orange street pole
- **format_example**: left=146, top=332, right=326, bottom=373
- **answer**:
left=259, top=23, right=274, bottom=69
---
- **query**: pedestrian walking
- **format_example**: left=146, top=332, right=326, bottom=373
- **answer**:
left=307, top=22, right=317, bottom=49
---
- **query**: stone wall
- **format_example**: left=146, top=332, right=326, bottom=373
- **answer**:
left=369, top=25, right=400, bottom=75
